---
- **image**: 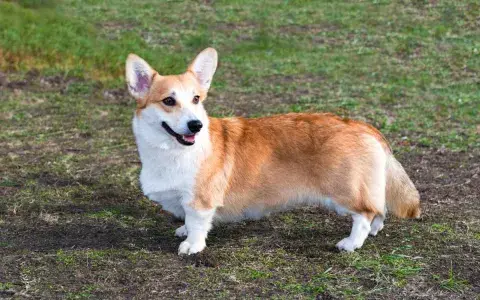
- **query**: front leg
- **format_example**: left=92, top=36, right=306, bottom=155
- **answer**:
left=147, top=191, right=185, bottom=220
left=175, top=225, right=188, bottom=237
left=178, top=204, right=215, bottom=255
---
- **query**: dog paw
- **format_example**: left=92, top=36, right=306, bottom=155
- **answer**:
left=175, top=225, right=188, bottom=237
left=178, top=240, right=206, bottom=255
left=369, top=223, right=384, bottom=236
left=336, top=238, right=359, bottom=252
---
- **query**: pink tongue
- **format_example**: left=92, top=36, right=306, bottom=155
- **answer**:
left=183, top=135, right=195, bottom=142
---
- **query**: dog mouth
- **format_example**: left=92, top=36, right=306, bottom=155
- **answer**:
left=161, top=122, right=196, bottom=146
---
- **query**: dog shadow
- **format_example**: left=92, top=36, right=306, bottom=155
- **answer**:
left=1, top=198, right=353, bottom=262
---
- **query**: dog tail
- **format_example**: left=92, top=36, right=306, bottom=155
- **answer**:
left=385, top=155, right=421, bottom=218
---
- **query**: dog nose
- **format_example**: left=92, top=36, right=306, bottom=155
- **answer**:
left=187, top=120, right=203, bottom=133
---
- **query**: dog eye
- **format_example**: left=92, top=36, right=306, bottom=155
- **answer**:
left=162, top=97, right=176, bottom=106
left=193, top=95, right=200, bottom=104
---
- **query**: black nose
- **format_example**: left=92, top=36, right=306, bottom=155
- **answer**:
left=187, top=120, right=203, bottom=133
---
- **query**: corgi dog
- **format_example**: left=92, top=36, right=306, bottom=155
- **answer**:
left=126, top=48, right=421, bottom=255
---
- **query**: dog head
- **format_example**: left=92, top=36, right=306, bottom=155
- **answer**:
left=126, top=48, right=217, bottom=146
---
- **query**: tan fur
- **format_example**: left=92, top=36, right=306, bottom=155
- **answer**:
left=188, top=113, right=419, bottom=220
left=386, top=155, right=421, bottom=218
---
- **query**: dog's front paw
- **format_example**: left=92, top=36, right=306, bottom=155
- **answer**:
left=336, top=238, right=359, bottom=252
left=175, top=225, right=188, bottom=237
left=178, top=240, right=206, bottom=255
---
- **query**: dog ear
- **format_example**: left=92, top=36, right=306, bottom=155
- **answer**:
left=126, top=54, right=156, bottom=101
left=187, top=48, right=218, bottom=91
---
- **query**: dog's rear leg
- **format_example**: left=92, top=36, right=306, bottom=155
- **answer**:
left=336, top=135, right=387, bottom=251
left=369, top=215, right=385, bottom=236
left=336, top=213, right=374, bottom=252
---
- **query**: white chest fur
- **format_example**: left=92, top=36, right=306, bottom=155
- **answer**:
left=132, top=115, right=210, bottom=219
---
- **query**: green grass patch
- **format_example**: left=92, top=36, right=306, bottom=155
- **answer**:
left=278, top=267, right=336, bottom=295
left=247, top=269, right=271, bottom=280
left=430, top=223, right=454, bottom=235
left=434, top=262, right=470, bottom=292
left=345, top=248, right=423, bottom=282
left=0, top=282, right=14, bottom=291
left=0, top=2, right=186, bottom=80
left=56, top=249, right=77, bottom=266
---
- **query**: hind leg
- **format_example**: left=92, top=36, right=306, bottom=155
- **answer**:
left=369, top=215, right=385, bottom=236
left=336, top=213, right=374, bottom=252
left=335, top=136, right=388, bottom=252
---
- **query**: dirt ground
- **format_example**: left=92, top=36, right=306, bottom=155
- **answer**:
left=1, top=149, right=479, bottom=299
left=1, top=72, right=479, bottom=299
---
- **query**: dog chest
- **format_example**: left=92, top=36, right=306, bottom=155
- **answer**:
left=139, top=153, right=198, bottom=197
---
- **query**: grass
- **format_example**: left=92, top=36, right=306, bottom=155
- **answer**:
left=434, top=262, right=470, bottom=292
left=0, top=282, right=14, bottom=291
left=1, top=0, right=479, bottom=298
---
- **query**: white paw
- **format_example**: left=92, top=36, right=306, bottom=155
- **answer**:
left=175, top=225, right=188, bottom=237
left=178, top=240, right=206, bottom=255
left=369, top=223, right=384, bottom=236
left=336, top=238, right=360, bottom=252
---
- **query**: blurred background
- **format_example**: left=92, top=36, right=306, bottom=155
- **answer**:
left=1, top=0, right=479, bottom=298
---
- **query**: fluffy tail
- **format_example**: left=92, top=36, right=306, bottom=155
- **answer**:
left=385, top=155, right=421, bottom=218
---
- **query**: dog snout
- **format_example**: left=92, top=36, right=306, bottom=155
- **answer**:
left=187, top=120, right=203, bottom=133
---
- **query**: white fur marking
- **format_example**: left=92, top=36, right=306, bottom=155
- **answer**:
left=178, top=206, right=215, bottom=255
left=369, top=215, right=385, bottom=236
left=336, top=214, right=371, bottom=252
left=175, top=225, right=188, bottom=237
left=189, top=48, right=218, bottom=90
left=125, top=54, right=153, bottom=99
left=363, top=134, right=387, bottom=214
